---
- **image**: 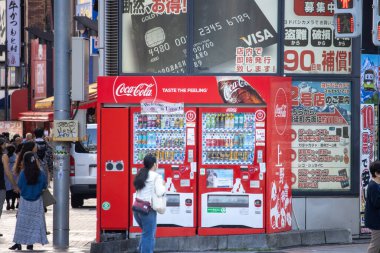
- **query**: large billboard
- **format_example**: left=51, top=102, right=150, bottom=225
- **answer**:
left=284, top=0, right=351, bottom=74
left=291, top=81, right=351, bottom=191
left=121, top=0, right=278, bottom=74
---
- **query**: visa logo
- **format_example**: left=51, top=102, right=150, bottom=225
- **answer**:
left=240, top=29, right=274, bottom=46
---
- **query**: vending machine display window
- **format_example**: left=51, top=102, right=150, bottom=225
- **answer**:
left=202, top=112, right=255, bottom=165
left=206, top=169, right=234, bottom=188
left=133, top=113, right=186, bottom=164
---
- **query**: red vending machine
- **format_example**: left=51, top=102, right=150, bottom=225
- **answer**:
left=198, top=107, right=266, bottom=235
left=97, top=107, right=130, bottom=241
left=129, top=106, right=198, bottom=237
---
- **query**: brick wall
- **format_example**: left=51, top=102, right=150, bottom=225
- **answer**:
left=27, top=0, right=52, bottom=31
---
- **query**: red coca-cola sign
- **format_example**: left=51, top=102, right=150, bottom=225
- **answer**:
left=274, top=88, right=288, bottom=136
left=112, top=76, right=157, bottom=103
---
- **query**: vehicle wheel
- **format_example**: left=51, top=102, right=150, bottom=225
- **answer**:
left=71, top=195, right=84, bottom=208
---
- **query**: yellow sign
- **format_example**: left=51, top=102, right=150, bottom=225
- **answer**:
left=53, top=120, right=79, bottom=142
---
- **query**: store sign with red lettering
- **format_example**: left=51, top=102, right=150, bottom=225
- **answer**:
left=284, top=1, right=351, bottom=74
left=291, top=81, right=351, bottom=191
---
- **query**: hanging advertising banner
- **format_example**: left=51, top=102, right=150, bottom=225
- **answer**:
left=291, top=81, right=351, bottom=190
left=0, top=0, right=5, bottom=62
left=284, top=0, right=352, bottom=74
left=360, top=104, right=375, bottom=234
left=31, top=39, right=47, bottom=100
left=359, top=54, right=380, bottom=234
left=6, top=0, right=20, bottom=67
left=121, top=0, right=278, bottom=74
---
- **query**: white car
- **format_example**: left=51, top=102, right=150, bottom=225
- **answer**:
left=70, top=124, right=97, bottom=208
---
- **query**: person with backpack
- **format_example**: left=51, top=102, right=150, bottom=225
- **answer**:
left=34, top=128, right=53, bottom=187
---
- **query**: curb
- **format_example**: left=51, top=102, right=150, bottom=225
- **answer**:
left=90, top=228, right=352, bottom=253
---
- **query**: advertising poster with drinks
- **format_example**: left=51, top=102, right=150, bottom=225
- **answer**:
left=291, top=81, right=351, bottom=191
left=284, top=0, right=352, bottom=74
left=121, top=0, right=278, bottom=74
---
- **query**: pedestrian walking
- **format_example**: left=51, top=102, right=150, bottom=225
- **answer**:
left=13, top=141, right=37, bottom=209
left=4, top=144, right=17, bottom=210
left=9, top=151, right=48, bottom=251
left=34, top=128, right=53, bottom=187
left=0, top=138, right=19, bottom=237
left=133, top=154, right=166, bottom=253
left=365, top=160, right=380, bottom=253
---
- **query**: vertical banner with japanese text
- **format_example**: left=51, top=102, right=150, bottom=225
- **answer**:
left=6, top=0, right=20, bottom=67
left=284, top=0, right=351, bottom=74
left=360, top=54, right=380, bottom=234
left=31, top=39, right=47, bottom=100
left=0, top=0, right=5, bottom=62
left=360, top=104, right=375, bottom=234
left=291, top=81, right=351, bottom=191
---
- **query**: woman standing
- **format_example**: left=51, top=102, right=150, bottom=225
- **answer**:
left=4, top=144, right=17, bottom=210
left=133, top=154, right=165, bottom=253
left=9, top=151, right=48, bottom=251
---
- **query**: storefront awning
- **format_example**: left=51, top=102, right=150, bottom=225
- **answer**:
left=18, top=111, right=54, bottom=122
left=35, top=83, right=98, bottom=110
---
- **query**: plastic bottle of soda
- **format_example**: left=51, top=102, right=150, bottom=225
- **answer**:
left=234, top=114, right=239, bottom=128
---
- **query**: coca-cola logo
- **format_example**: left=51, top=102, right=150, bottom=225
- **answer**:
left=275, top=104, right=287, bottom=118
left=274, top=88, right=288, bottom=136
left=112, top=77, right=157, bottom=103
left=226, top=108, right=237, bottom=113
left=223, top=80, right=249, bottom=103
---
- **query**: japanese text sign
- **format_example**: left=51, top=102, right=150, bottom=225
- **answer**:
left=6, top=0, right=20, bottom=67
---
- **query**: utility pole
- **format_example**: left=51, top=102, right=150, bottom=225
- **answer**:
left=53, top=0, right=72, bottom=249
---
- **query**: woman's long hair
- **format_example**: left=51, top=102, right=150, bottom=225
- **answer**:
left=133, top=154, right=156, bottom=191
left=23, top=151, right=40, bottom=185
left=14, top=141, right=36, bottom=176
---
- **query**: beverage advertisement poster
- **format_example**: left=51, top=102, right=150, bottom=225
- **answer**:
left=284, top=0, right=352, bottom=74
left=206, top=169, right=233, bottom=188
left=360, top=104, right=375, bottom=234
left=291, top=81, right=351, bottom=190
left=121, top=0, right=278, bottom=74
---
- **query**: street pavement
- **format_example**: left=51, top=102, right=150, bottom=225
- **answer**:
left=0, top=196, right=371, bottom=252
left=0, top=196, right=96, bottom=252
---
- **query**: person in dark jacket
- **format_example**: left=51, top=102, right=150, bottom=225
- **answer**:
left=365, top=160, right=380, bottom=253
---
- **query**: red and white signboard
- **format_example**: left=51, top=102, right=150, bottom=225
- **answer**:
left=31, top=39, right=47, bottom=100
left=284, top=0, right=352, bottom=74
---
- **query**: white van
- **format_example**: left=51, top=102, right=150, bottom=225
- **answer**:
left=70, top=124, right=97, bottom=208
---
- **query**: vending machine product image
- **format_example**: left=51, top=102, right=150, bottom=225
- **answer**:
left=129, top=107, right=198, bottom=237
left=198, top=107, right=266, bottom=235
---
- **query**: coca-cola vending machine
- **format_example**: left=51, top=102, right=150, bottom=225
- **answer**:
left=129, top=106, right=198, bottom=237
left=97, top=75, right=292, bottom=241
left=198, top=107, right=266, bottom=235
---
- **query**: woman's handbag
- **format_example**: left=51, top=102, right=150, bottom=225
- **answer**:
left=132, top=198, right=151, bottom=214
left=42, top=189, right=56, bottom=207
left=152, top=176, right=166, bottom=214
